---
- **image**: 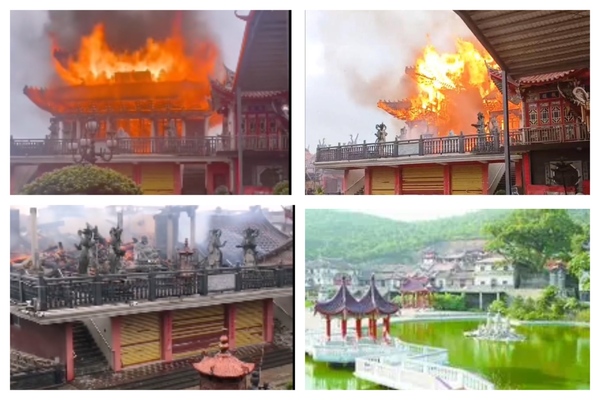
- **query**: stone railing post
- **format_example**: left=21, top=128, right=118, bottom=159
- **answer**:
left=418, top=135, right=424, bottom=155
left=37, top=273, right=48, bottom=311
left=93, top=275, right=104, bottom=306
left=148, top=269, right=156, bottom=301
left=458, top=132, right=465, bottom=153
left=362, top=140, right=368, bottom=158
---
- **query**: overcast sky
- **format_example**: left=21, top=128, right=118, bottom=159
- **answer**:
left=305, top=10, right=476, bottom=151
left=10, top=10, right=247, bottom=139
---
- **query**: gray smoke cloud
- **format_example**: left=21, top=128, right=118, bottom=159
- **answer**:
left=10, top=10, right=247, bottom=139
left=306, top=11, right=478, bottom=148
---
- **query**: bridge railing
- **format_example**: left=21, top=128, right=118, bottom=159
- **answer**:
left=9, top=266, right=294, bottom=311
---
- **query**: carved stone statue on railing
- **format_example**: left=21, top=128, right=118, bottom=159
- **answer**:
left=48, top=118, right=60, bottom=139
left=237, top=227, right=260, bottom=267
left=396, top=127, right=407, bottom=141
left=489, top=116, right=500, bottom=136
left=166, top=119, right=177, bottom=137
left=74, top=224, right=96, bottom=275
left=375, top=123, right=387, bottom=143
left=207, top=229, right=227, bottom=269
left=134, top=235, right=158, bottom=263
left=317, top=138, right=327, bottom=149
left=471, top=112, right=486, bottom=135
left=108, top=226, right=125, bottom=274
left=349, top=133, right=359, bottom=145
left=448, top=130, right=455, bottom=137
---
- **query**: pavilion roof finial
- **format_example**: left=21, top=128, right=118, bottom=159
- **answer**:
left=234, top=10, right=250, bottom=21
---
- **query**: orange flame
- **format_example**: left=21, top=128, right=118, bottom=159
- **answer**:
left=381, top=39, right=505, bottom=135
left=52, top=23, right=219, bottom=86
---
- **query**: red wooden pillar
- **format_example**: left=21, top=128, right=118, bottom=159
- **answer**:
left=356, top=318, right=362, bottom=339
left=206, top=163, right=215, bottom=194
left=341, top=318, right=347, bottom=338
left=173, top=163, right=182, bottom=194
left=342, top=169, right=350, bottom=194
left=133, top=164, right=142, bottom=185
left=111, top=316, right=122, bottom=372
left=481, top=163, right=489, bottom=194
left=325, top=315, right=331, bottom=340
left=395, top=167, right=402, bottom=194
left=443, top=164, right=452, bottom=195
left=384, top=316, right=391, bottom=335
left=364, top=167, right=372, bottom=194
left=523, top=153, right=532, bottom=193
left=65, top=322, right=74, bottom=382
left=226, top=304, right=237, bottom=350
left=263, top=298, right=274, bottom=343
left=161, top=311, right=173, bottom=362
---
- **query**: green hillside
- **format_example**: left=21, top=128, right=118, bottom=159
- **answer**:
left=305, top=209, right=589, bottom=263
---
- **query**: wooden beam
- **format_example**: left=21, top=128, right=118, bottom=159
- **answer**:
left=475, top=10, right=552, bottom=29
left=454, top=11, right=508, bottom=70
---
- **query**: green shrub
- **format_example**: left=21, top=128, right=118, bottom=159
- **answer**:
left=273, top=180, right=290, bottom=195
left=575, top=309, right=590, bottom=322
left=21, top=164, right=142, bottom=195
left=432, top=293, right=467, bottom=311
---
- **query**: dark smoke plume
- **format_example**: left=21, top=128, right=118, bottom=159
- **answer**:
left=46, top=10, right=217, bottom=55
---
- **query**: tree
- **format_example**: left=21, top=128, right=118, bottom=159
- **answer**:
left=273, top=180, right=289, bottom=195
left=21, top=165, right=142, bottom=195
left=568, top=224, right=590, bottom=290
left=484, top=209, right=581, bottom=272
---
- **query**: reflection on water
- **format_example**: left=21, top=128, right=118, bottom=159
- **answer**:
left=305, top=321, right=590, bottom=390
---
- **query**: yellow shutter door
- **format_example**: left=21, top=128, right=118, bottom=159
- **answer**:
left=235, top=301, right=264, bottom=348
left=401, top=166, right=444, bottom=194
left=371, top=167, right=396, bottom=195
left=171, top=306, right=224, bottom=360
left=121, top=313, right=161, bottom=367
left=451, top=165, right=483, bottom=195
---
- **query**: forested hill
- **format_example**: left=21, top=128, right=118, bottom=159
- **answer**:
left=305, top=209, right=589, bottom=264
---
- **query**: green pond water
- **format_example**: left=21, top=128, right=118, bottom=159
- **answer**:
left=305, top=320, right=590, bottom=390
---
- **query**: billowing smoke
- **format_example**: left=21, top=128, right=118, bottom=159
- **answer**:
left=10, top=10, right=246, bottom=139
left=46, top=11, right=217, bottom=61
left=317, top=11, right=478, bottom=133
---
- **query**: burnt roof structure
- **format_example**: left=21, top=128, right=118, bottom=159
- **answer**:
left=315, top=275, right=399, bottom=317
left=197, top=207, right=291, bottom=265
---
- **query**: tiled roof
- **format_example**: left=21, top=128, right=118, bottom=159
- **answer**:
left=315, top=275, right=399, bottom=316
left=193, top=336, right=254, bottom=378
left=519, top=71, right=575, bottom=84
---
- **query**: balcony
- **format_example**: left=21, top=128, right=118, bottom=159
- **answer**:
left=315, top=123, right=589, bottom=165
left=10, top=266, right=294, bottom=312
left=315, top=134, right=503, bottom=164
left=510, top=123, right=589, bottom=147
left=10, top=134, right=289, bottom=160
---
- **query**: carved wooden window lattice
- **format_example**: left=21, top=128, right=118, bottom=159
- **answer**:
left=528, top=108, right=538, bottom=126
left=249, top=118, right=256, bottom=134
left=269, top=114, right=277, bottom=134
left=259, top=115, right=267, bottom=135
left=540, top=104, right=550, bottom=124
left=241, top=117, right=246, bottom=134
left=551, top=105, right=561, bottom=124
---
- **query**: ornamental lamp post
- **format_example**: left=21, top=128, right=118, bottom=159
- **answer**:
left=68, top=119, right=117, bottom=164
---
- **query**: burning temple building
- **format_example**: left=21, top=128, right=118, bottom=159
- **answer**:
left=314, top=11, right=589, bottom=196
left=11, top=10, right=290, bottom=195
